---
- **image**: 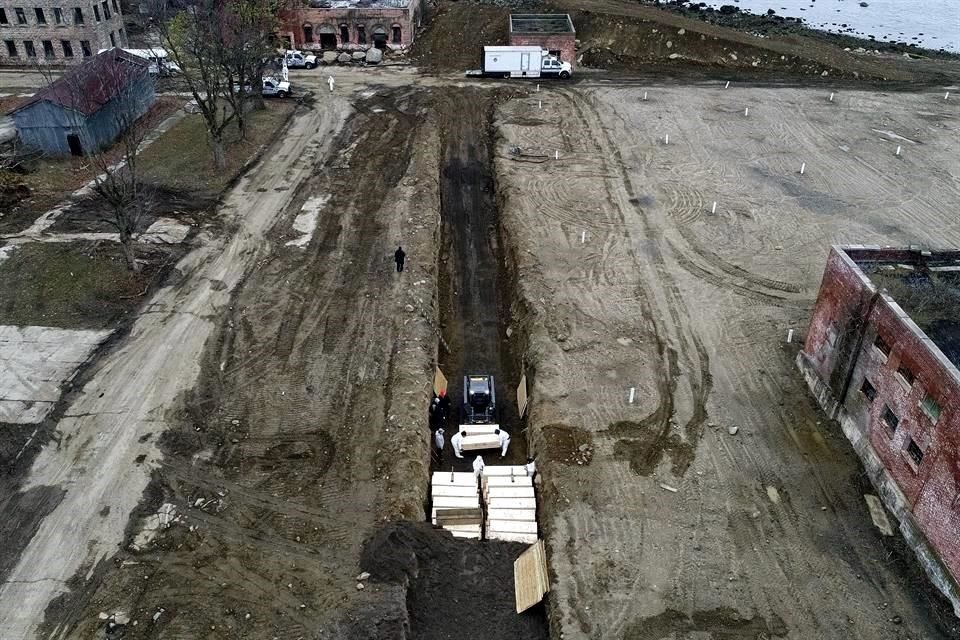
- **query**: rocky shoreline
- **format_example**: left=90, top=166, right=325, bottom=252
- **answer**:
left=651, top=0, right=959, bottom=58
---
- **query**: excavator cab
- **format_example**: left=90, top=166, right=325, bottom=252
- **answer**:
left=463, top=374, right=496, bottom=424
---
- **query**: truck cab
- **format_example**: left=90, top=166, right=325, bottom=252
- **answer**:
left=540, top=56, right=572, bottom=79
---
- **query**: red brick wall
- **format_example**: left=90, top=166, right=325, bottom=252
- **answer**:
left=804, top=245, right=960, bottom=582
left=280, top=0, right=422, bottom=50
left=508, top=34, right=576, bottom=68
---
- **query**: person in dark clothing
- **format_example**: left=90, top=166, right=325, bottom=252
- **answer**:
left=436, top=389, right=451, bottom=428
left=394, top=246, right=406, bottom=272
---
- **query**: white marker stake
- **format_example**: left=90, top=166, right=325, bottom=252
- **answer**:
left=629, top=387, right=636, bottom=404
left=744, top=107, right=749, bottom=116
left=896, top=145, right=902, bottom=156
left=787, top=329, right=794, bottom=343
left=829, top=92, right=834, bottom=102
left=800, top=162, right=806, bottom=175
left=581, top=231, right=586, bottom=243
left=664, top=134, right=669, bottom=145
left=555, top=150, right=559, bottom=160
left=946, top=91, right=950, bottom=101
left=538, top=100, right=542, bottom=109
left=725, top=81, right=730, bottom=89
left=536, top=83, right=540, bottom=93
left=711, top=201, right=717, bottom=214
left=643, top=91, right=648, bottom=101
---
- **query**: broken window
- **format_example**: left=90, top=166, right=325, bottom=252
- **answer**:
left=860, top=378, right=877, bottom=403
left=302, top=23, right=313, bottom=43
left=874, top=334, right=891, bottom=358
left=907, top=440, right=924, bottom=466
left=42, top=39, right=54, bottom=57
left=34, top=7, right=46, bottom=23
left=73, top=7, right=83, bottom=23
left=93, top=4, right=100, bottom=21
left=391, top=25, right=401, bottom=44
left=15, top=7, right=27, bottom=24
left=54, top=7, right=63, bottom=23
left=23, top=40, right=35, bottom=57
left=80, top=39, right=91, bottom=56
left=357, top=25, right=366, bottom=44
left=881, top=405, right=899, bottom=433
left=61, top=39, right=73, bottom=57
left=4, top=40, right=17, bottom=57
left=896, top=364, right=915, bottom=387
left=0, top=9, right=6, bottom=24
left=339, top=24, right=349, bottom=44
left=101, top=1, right=109, bottom=19
left=921, top=394, right=941, bottom=424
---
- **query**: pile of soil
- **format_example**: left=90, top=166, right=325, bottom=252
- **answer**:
left=410, top=3, right=510, bottom=72
left=356, top=522, right=548, bottom=640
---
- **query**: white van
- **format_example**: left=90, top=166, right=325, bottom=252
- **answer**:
left=99, top=47, right=182, bottom=76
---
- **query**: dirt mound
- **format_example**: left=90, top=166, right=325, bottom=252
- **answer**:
left=358, top=521, right=548, bottom=640
left=411, top=3, right=510, bottom=72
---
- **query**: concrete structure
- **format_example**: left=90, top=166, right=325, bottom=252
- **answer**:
left=279, top=0, right=423, bottom=52
left=0, top=0, right=126, bottom=66
left=10, top=47, right=154, bottom=155
left=509, top=14, right=575, bottom=67
left=798, top=245, right=960, bottom=615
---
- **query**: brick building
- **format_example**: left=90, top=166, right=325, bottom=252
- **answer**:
left=279, top=0, right=423, bottom=52
left=509, top=14, right=575, bottom=67
left=798, top=245, right=960, bottom=614
left=0, top=0, right=125, bottom=66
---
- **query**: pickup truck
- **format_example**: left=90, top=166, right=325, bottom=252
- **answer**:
left=282, top=51, right=317, bottom=70
left=235, top=77, right=291, bottom=98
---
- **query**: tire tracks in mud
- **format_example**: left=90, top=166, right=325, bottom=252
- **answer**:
left=555, top=87, right=711, bottom=478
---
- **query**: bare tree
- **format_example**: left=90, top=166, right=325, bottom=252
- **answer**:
left=150, top=0, right=236, bottom=167
left=43, top=51, right=156, bottom=272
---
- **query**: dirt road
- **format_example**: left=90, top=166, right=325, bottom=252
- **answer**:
left=0, top=97, right=350, bottom=636
left=496, top=84, right=960, bottom=639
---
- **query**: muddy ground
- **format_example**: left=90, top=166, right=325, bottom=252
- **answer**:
left=495, top=82, right=960, bottom=639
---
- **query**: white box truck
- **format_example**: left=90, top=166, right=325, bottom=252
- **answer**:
left=466, top=46, right=572, bottom=79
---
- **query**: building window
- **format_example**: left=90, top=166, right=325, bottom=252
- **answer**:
left=860, top=378, right=877, bottom=403
left=35, top=7, right=46, bottom=23
left=357, top=25, right=366, bottom=44
left=108, top=30, right=114, bottom=46
left=24, top=40, right=35, bottom=57
left=881, top=405, right=899, bottom=433
left=302, top=23, right=313, bottom=43
left=920, top=394, right=942, bottom=424
left=54, top=7, right=63, bottom=24
left=0, top=8, right=7, bottom=24
left=80, top=39, right=90, bottom=56
left=907, top=439, right=924, bottom=467
left=873, top=334, right=891, bottom=358
left=101, top=1, right=109, bottom=19
left=391, top=25, right=401, bottom=44
left=549, top=49, right=561, bottom=58
left=4, top=40, right=17, bottom=57
left=15, top=8, right=27, bottom=24
left=896, top=364, right=915, bottom=388
left=93, top=5, right=100, bottom=21
left=339, top=24, right=349, bottom=44
left=42, top=39, right=54, bottom=56
left=73, top=7, right=83, bottom=23
left=61, top=39, right=73, bottom=57
left=117, top=27, right=124, bottom=44
left=111, top=0, right=118, bottom=13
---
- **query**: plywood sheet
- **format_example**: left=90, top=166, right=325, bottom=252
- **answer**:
left=434, top=368, right=448, bottom=395
left=517, top=374, right=528, bottom=419
left=514, top=539, right=549, bottom=613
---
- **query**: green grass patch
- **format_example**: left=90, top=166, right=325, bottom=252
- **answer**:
left=140, top=101, right=296, bottom=198
left=0, top=242, right=170, bottom=329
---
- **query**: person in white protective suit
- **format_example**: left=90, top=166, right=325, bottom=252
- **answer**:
left=494, top=428, right=510, bottom=458
left=434, top=428, right=445, bottom=454
left=451, top=430, right=465, bottom=459
left=472, top=455, right=485, bottom=478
